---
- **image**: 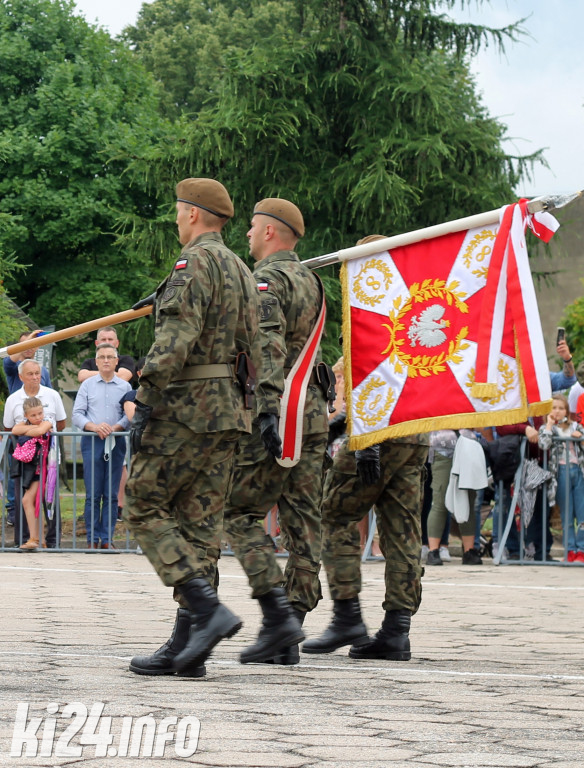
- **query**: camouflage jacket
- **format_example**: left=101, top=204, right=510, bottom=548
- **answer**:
left=254, top=249, right=328, bottom=435
left=137, top=232, right=261, bottom=434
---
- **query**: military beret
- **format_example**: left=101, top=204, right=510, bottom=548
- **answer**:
left=176, top=178, right=234, bottom=219
left=356, top=234, right=386, bottom=246
left=253, top=198, right=305, bottom=238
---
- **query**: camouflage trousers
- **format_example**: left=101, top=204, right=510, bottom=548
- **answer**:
left=322, top=440, right=428, bottom=614
left=223, top=427, right=328, bottom=613
left=124, top=420, right=240, bottom=605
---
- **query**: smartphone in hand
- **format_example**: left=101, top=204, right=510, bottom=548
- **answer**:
left=556, top=327, right=566, bottom=346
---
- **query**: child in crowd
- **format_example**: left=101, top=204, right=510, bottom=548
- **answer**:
left=538, top=394, right=584, bottom=563
left=11, top=397, right=52, bottom=551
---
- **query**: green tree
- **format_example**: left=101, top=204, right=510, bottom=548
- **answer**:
left=0, top=0, right=170, bottom=359
left=122, top=0, right=542, bottom=362
left=563, top=286, right=584, bottom=369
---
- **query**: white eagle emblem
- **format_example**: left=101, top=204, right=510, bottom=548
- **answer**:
left=407, top=304, right=450, bottom=348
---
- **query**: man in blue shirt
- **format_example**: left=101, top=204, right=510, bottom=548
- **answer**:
left=72, top=344, right=131, bottom=549
left=3, top=330, right=52, bottom=394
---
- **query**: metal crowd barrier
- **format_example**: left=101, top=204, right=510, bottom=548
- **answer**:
left=490, top=433, right=583, bottom=566
left=0, top=429, right=136, bottom=553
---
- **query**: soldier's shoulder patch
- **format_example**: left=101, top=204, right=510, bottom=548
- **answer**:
left=162, top=287, right=177, bottom=302
left=257, top=281, right=269, bottom=291
left=174, top=258, right=188, bottom=270
left=260, top=297, right=278, bottom=321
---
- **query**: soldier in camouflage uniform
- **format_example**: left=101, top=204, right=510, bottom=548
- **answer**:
left=223, top=198, right=329, bottom=665
left=124, top=178, right=276, bottom=678
left=303, top=235, right=429, bottom=661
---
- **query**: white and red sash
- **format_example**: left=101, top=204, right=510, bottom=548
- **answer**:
left=276, top=280, right=327, bottom=468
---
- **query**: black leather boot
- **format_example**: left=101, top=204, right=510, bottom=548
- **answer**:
left=302, top=597, right=368, bottom=654
left=270, top=608, right=305, bottom=665
left=348, top=609, right=411, bottom=660
left=129, top=608, right=206, bottom=677
left=240, top=588, right=305, bottom=664
left=173, top=578, right=242, bottom=674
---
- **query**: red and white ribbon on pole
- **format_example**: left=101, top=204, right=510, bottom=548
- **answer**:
left=472, top=201, right=557, bottom=404
left=276, top=290, right=327, bottom=468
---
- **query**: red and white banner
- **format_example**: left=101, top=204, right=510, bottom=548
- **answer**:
left=277, top=284, right=327, bottom=468
left=343, top=203, right=557, bottom=448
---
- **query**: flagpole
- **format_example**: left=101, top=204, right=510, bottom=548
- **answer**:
left=302, top=191, right=582, bottom=270
left=1, top=192, right=579, bottom=358
left=0, top=306, right=153, bottom=358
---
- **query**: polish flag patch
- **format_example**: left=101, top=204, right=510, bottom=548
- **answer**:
left=257, top=282, right=269, bottom=291
left=175, top=259, right=188, bottom=270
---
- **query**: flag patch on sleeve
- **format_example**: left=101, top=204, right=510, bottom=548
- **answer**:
left=175, top=259, right=188, bottom=270
left=257, top=282, right=269, bottom=291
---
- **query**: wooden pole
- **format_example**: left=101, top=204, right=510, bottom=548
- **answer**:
left=0, top=305, right=152, bottom=358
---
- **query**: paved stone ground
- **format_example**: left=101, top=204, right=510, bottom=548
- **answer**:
left=0, top=551, right=583, bottom=767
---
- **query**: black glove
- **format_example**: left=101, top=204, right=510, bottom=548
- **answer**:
left=327, top=412, right=346, bottom=446
left=258, top=413, right=282, bottom=459
left=355, top=444, right=381, bottom=486
left=132, top=292, right=156, bottom=311
left=130, top=400, right=153, bottom=454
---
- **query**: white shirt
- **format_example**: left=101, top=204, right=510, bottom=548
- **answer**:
left=3, top=384, right=67, bottom=431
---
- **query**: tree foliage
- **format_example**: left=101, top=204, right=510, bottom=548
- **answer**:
left=122, top=0, right=543, bottom=362
left=0, top=0, right=169, bottom=359
left=563, top=285, right=584, bottom=370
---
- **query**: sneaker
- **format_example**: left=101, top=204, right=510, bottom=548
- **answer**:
left=574, top=551, right=584, bottom=563
left=426, top=548, right=443, bottom=566
left=462, top=548, right=483, bottom=565
left=421, top=545, right=429, bottom=562
left=439, top=545, right=451, bottom=562
left=567, top=550, right=577, bottom=563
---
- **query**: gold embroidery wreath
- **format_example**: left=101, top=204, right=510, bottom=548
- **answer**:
left=466, top=359, right=515, bottom=405
left=353, top=258, right=393, bottom=307
left=355, top=376, right=395, bottom=427
left=381, top=279, right=470, bottom=378
left=462, top=229, right=496, bottom=280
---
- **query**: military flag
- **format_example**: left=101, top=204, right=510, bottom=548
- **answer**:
left=342, top=201, right=559, bottom=449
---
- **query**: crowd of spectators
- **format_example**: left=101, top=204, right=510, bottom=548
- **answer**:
left=1, top=327, right=583, bottom=563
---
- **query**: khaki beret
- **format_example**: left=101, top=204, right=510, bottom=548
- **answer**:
left=176, top=178, right=234, bottom=219
left=253, top=198, right=305, bottom=238
left=356, top=234, right=387, bottom=246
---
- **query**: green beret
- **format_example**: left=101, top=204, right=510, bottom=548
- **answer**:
left=253, top=198, right=305, bottom=238
left=176, top=178, right=234, bottom=219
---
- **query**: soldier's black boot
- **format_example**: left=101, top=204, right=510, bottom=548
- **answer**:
left=240, top=589, right=305, bottom=664
left=271, top=608, right=306, bottom=665
left=348, top=609, right=411, bottom=661
left=173, top=579, right=242, bottom=674
left=302, top=597, right=368, bottom=654
left=129, top=608, right=206, bottom=678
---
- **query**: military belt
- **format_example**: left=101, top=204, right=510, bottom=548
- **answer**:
left=173, top=364, right=234, bottom=381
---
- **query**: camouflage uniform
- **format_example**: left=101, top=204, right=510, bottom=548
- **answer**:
left=224, top=249, right=329, bottom=613
left=322, top=434, right=429, bottom=613
left=125, top=232, right=261, bottom=593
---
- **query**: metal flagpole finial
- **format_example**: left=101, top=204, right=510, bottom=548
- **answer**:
left=526, top=190, right=582, bottom=213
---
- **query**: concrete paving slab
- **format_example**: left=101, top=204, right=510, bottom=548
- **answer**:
left=0, top=552, right=583, bottom=767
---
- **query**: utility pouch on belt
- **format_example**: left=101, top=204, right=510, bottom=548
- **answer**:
left=236, top=352, right=257, bottom=410
left=316, top=362, right=337, bottom=413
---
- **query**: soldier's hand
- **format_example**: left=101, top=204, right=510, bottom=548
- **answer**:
left=258, top=413, right=282, bottom=459
left=132, top=292, right=156, bottom=311
left=130, top=400, right=153, bottom=454
left=355, top=445, right=381, bottom=486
